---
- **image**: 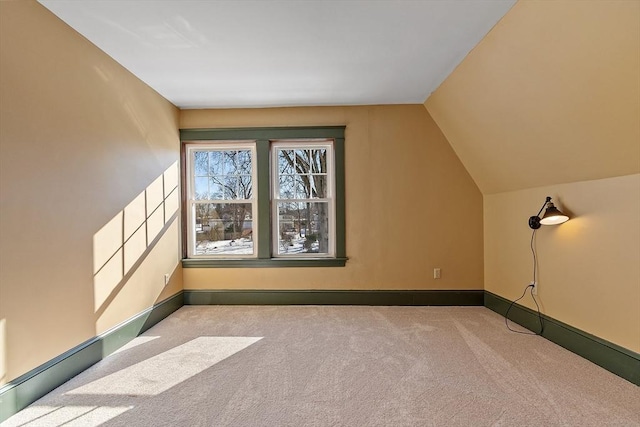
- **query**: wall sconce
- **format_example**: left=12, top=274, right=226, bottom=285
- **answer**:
left=528, top=196, right=569, bottom=229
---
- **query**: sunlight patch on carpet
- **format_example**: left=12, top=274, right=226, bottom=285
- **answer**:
left=111, top=335, right=160, bottom=355
left=1, top=405, right=133, bottom=427
left=65, top=336, right=262, bottom=396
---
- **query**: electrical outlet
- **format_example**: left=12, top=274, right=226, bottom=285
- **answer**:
left=531, top=281, right=537, bottom=295
left=164, top=273, right=171, bottom=286
left=434, top=268, right=441, bottom=279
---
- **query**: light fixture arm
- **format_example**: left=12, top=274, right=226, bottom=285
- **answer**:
left=534, top=196, right=552, bottom=218
left=529, top=196, right=551, bottom=229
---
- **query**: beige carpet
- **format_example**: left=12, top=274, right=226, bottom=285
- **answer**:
left=3, top=306, right=639, bottom=426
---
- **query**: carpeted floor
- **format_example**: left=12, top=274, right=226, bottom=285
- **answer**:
left=3, top=306, right=639, bottom=426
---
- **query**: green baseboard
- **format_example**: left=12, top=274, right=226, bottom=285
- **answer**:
left=484, top=290, right=640, bottom=386
left=0, top=291, right=184, bottom=423
left=183, top=289, right=485, bottom=306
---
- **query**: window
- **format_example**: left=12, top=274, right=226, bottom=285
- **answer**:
left=187, top=144, right=257, bottom=257
left=181, top=127, right=346, bottom=268
left=273, top=142, right=334, bottom=257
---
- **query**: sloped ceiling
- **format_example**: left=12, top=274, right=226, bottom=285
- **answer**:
left=37, top=0, right=515, bottom=109
left=425, top=0, right=639, bottom=194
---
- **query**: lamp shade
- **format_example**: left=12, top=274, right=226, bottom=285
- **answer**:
left=539, top=203, right=569, bottom=225
left=528, top=197, right=570, bottom=229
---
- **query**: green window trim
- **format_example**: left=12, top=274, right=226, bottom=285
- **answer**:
left=180, top=126, right=347, bottom=268
left=182, top=257, right=348, bottom=268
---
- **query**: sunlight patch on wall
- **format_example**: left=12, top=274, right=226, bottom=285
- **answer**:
left=124, top=192, right=146, bottom=241
left=146, top=175, right=164, bottom=217
left=164, top=188, right=180, bottom=225
left=66, top=337, right=262, bottom=396
left=146, top=204, right=165, bottom=245
left=124, top=226, right=146, bottom=275
left=92, top=162, right=180, bottom=312
left=92, top=212, right=123, bottom=276
left=163, top=162, right=179, bottom=197
left=93, top=249, right=123, bottom=313
left=0, top=405, right=133, bottom=427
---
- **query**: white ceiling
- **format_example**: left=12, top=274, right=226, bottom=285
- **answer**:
left=38, top=0, right=515, bottom=109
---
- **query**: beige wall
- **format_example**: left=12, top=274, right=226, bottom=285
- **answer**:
left=425, top=0, right=640, bottom=194
left=181, top=105, right=484, bottom=290
left=484, top=175, right=640, bottom=352
left=425, top=0, right=640, bottom=353
left=0, top=1, right=182, bottom=383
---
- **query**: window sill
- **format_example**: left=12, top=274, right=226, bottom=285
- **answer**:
left=182, top=257, right=348, bottom=268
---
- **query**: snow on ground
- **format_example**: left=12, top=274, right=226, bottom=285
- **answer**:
left=195, top=238, right=253, bottom=255
left=195, top=235, right=319, bottom=255
left=278, top=236, right=319, bottom=254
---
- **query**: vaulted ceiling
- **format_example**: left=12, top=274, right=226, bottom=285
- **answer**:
left=37, top=0, right=515, bottom=109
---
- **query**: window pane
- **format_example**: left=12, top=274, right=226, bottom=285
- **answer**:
left=238, top=174, right=252, bottom=199
left=222, top=176, right=239, bottom=199
left=295, top=150, right=309, bottom=173
left=278, top=174, right=324, bottom=199
left=237, top=150, right=252, bottom=174
left=279, top=173, right=313, bottom=199
left=193, top=150, right=253, bottom=201
left=278, top=150, right=295, bottom=174
left=310, top=149, right=327, bottom=173
left=309, top=174, right=327, bottom=198
left=209, top=151, right=223, bottom=175
left=296, top=176, right=311, bottom=199
left=277, top=149, right=328, bottom=200
left=276, top=202, right=329, bottom=255
left=194, top=203, right=253, bottom=255
left=227, top=150, right=250, bottom=175
left=209, top=179, right=223, bottom=199
left=279, top=175, right=295, bottom=198
left=194, top=177, right=209, bottom=199
left=222, top=151, right=239, bottom=174
left=194, top=152, right=208, bottom=176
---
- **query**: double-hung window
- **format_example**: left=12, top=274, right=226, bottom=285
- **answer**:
left=182, top=127, right=346, bottom=268
left=187, top=144, right=257, bottom=257
left=272, top=141, right=334, bottom=257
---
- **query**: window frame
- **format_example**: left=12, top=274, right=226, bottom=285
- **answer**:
left=271, top=140, right=336, bottom=258
left=180, top=126, right=347, bottom=268
left=184, top=142, right=258, bottom=259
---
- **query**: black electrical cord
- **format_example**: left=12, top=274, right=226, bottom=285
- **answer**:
left=504, top=229, right=544, bottom=335
left=531, top=227, right=537, bottom=285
